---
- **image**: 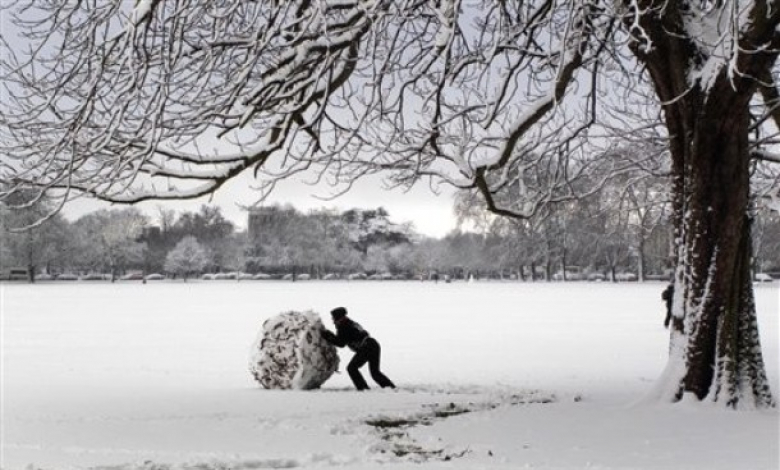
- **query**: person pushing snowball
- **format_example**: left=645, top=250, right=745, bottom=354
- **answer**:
left=321, top=307, right=396, bottom=391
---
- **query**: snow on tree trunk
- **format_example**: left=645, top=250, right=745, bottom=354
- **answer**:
left=629, top=4, right=777, bottom=409
left=653, top=210, right=774, bottom=408
left=640, top=77, right=774, bottom=409
left=645, top=106, right=776, bottom=408
left=249, top=311, right=339, bottom=390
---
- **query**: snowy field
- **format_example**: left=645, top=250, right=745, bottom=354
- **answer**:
left=1, top=281, right=778, bottom=470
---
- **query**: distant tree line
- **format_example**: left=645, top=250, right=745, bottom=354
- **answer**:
left=453, top=165, right=780, bottom=282
left=2, top=197, right=779, bottom=283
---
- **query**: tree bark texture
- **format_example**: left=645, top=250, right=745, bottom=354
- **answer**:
left=629, top=4, right=776, bottom=408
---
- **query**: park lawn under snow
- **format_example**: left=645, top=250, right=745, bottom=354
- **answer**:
left=1, top=281, right=778, bottom=470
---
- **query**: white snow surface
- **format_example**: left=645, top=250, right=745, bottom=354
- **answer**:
left=1, top=281, right=778, bottom=470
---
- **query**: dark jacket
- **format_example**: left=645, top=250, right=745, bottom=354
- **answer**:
left=323, top=317, right=371, bottom=352
left=662, top=284, right=674, bottom=305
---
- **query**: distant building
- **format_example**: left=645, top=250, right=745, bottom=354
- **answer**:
left=0, top=267, right=29, bottom=281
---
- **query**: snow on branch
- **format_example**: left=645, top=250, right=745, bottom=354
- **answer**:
left=682, top=1, right=780, bottom=95
left=130, top=0, right=162, bottom=27
left=469, top=2, right=595, bottom=220
left=0, top=0, right=377, bottom=209
left=0, top=1, right=677, bottom=227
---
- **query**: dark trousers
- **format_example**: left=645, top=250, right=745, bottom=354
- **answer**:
left=347, top=337, right=395, bottom=391
left=664, top=300, right=673, bottom=328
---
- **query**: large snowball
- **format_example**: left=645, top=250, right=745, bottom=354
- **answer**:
left=249, top=311, right=339, bottom=390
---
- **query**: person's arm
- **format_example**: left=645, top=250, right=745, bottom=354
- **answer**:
left=321, top=328, right=346, bottom=347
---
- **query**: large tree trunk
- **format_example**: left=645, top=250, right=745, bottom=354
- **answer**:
left=640, top=75, right=774, bottom=410
left=637, top=236, right=646, bottom=282
left=26, top=234, right=35, bottom=284
left=630, top=5, right=776, bottom=409
left=658, top=106, right=774, bottom=408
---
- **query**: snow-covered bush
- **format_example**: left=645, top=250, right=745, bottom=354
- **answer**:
left=249, top=311, right=339, bottom=390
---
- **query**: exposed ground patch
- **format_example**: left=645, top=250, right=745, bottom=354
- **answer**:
left=364, top=389, right=558, bottom=462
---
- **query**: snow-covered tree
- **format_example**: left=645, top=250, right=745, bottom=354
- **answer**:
left=342, top=208, right=412, bottom=256
left=619, top=176, right=670, bottom=282
left=0, top=193, right=71, bottom=281
left=73, top=209, right=148, bottom=279
left=164, top=236, right=208, bottom=281
left=3, top=0, right=779, bottom=408
left=305, top=209, right=358, bottom=277
left=438, top=230, right=490, bottom=279
left=753, top=208, right=780, bottom=275
left=172, top=206, right=236, bottom=272
left=247, top=205, right=311, bottom=277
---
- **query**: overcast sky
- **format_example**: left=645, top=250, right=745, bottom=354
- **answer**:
left=61, top=171, right=461, bottom=239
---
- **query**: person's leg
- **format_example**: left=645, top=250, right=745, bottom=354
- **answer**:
left=664, top=303, right=672, bottom=328
left=366, top=339, right=395, bottom=388
left=347, top=350, right=370, bottom=390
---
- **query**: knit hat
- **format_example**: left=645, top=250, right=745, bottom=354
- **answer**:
left=330, top=307, right=347, bottom=320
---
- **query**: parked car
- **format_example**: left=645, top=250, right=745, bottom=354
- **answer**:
left=615, top=272, right=638, bottom=282
left=297, top=273, right=311, bottom=281
left=55, top=273, right=79, bottom=281
left=322, top=273, right=339, bottom=280
left=347, top=272, right=367, bottom=280
left=552, top=270, right=584, bottom=281
left=587, top=273, right=606, bottom=281
left=237, top=272, right=254, bottom=281
left=201, top=273, right=216, bottom=280
left=755, top=273, right=774, bottom=283
left=144, top=273, right=165, bottom=281
left=36, top=273, right=55, bottom=281
left=80, top=273, right=109, bottom=281
left=120, top=272, right=145, bottom=281
left=252, top=273, right=271, bottom=280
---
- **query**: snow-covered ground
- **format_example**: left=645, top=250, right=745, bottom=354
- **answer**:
left=1, top=281, right=778, bottom=470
